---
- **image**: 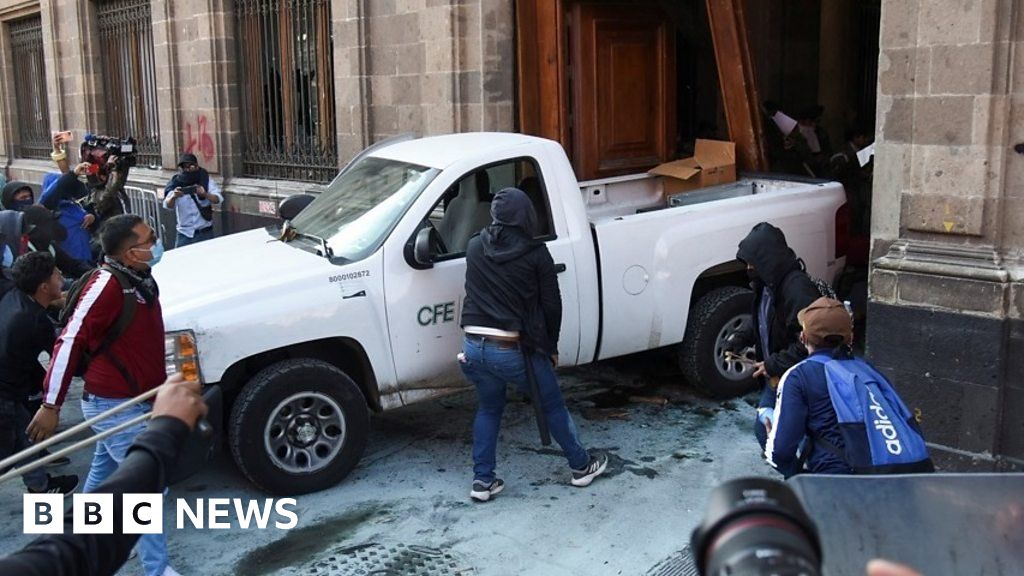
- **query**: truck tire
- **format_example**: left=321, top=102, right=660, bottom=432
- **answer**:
left=229, top=358, right=369, bottom=495
left=679, top=286, right=757, bottom=399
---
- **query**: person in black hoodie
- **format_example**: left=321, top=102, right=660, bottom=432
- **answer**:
left=730, top=222, right=820, bottom=449
left=459, top=187, right=607, bottom=502
left=1, top=181, right=35, bottom=211
left=0, top=374, right=206, bottom=576
left=0, top=252, right=79, bottom=495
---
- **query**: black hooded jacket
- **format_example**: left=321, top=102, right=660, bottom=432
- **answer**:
left=460, top=187, right=561, bottom=356
left=1, top=181, right=33, bottom=210
left=736, top=223, right=820, bottom=404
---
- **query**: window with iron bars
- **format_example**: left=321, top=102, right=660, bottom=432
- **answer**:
left=8, top=16, right=51, bottom=159
left=96, top=0, right=161, bottom=167
left=237, top=0, right=338, bottom=182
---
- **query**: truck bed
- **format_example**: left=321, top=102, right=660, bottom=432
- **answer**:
left=579, top=173, right=846, bottom=361
left=578, top=173, right=833, bottom=223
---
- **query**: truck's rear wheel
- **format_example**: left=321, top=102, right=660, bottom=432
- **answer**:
left=229, top=358, right=369, bottom=495
left=679, top=286, right=757, bottom=398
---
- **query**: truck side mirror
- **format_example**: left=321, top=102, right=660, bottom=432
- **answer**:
left=413, top=227, right=434, bottom=267
left=278, top=193, right=316, bottom=221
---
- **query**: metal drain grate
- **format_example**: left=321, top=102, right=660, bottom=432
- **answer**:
left=645, top=546, right=700, bottom=576
left=302, top=542, right=474, bottom=576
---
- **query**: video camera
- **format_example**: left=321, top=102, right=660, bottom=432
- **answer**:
left=80, top=133, right=138, bottom=173
left=691, top=478, right=822, bottom=576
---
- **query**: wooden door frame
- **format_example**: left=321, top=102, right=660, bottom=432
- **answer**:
left=515, top=0, right=570, bottom=149
left=516, top=0, right=768, bottom=172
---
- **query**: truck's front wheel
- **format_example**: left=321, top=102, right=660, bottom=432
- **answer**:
left=679, top=286, right=757, bottom=398
left=228, top=358, right=369, bottom=495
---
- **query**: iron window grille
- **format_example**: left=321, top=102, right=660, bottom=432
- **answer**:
left=96, top=0, right=161, bottom=167
left=237, top=0, right=338, bottom=182
left=9, top=16, right=51, bottom=160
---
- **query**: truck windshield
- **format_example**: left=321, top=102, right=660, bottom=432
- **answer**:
left=289, top=157, right=439, bottom=262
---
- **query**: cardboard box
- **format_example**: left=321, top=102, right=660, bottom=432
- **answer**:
left=649, top=139, right=736, bottom=196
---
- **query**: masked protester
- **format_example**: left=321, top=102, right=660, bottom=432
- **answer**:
left=726, top=222, right=820, bottom=450
left=28, top=214, right=180, bottom=576
left=0, top=204, right=91, bottom=298
left=1, top=181, right=35, bottom=211
left=458, top=187, right=608, bottom=502
left=40, top=171, right=95, bottom=265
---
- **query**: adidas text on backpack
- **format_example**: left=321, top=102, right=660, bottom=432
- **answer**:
left=805, top=355, right=934, bottom=474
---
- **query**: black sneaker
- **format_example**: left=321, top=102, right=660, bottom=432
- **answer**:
left=571, top=453, right=608, bottom=487
left=470, top=478, right=505, bottom=502
left=41, top=450, right=71, bottom=468
left=29, top=474, right=79, bottom=496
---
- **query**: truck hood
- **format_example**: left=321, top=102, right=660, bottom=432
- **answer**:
left=154, top=228, right=332, bottom=320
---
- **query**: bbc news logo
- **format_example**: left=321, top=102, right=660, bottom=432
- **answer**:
left=24, top=494, right=299, bottom=534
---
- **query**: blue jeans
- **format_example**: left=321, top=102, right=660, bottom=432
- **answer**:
left=175, top=225, right=213, bottom=248
left=0, top=399, right=48, bottom=491
left=459, top=337, right=589, bottom=483
left=82, top=395, right=169, bottom=576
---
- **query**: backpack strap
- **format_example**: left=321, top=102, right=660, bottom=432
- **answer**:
left=81, top=266, right=140, bottom=394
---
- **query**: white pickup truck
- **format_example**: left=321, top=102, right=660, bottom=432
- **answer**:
left=155, top=133, right=846, bottom=494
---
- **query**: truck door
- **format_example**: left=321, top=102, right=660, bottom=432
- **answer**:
left=383, top=156, right=580, bottom=402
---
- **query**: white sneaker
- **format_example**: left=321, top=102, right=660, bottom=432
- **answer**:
left=162, top=566, right=182, bottom=576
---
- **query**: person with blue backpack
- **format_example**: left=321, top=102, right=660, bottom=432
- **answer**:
left=765, top=297, right=933, bottom=477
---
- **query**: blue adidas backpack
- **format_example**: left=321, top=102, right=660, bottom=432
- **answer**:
left=805, top=355, right=934, bottom=474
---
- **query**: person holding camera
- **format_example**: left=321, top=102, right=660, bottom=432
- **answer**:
left=162, top=153, right=221, bottom=248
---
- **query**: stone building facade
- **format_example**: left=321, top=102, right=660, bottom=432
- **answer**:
left=0, top=0, right=516, bottom=231
left=869, top=0, right=1022, bottom=469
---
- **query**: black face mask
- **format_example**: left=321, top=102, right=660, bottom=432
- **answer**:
left=177, top=170, right=201, bottom=186
left=746, top=268, right=759, bottom=282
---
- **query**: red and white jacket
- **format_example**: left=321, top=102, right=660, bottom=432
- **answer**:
left=43, top=269, right=165, bottom=406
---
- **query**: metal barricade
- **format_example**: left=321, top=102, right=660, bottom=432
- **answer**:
left=123, top=186, right=166, bottom=240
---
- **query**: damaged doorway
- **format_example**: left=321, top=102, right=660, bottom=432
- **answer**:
left=516, top=0, right=726, bottom=181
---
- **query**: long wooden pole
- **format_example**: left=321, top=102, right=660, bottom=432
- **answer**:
left=706, top=0, right=768, bottom=172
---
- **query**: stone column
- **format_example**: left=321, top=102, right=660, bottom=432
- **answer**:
left=868, top=0, right=1023, bottom=469
left=156, top=0, right=239, bottom=176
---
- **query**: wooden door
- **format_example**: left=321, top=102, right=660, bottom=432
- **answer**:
left=570, top=3, right=676, bottom=180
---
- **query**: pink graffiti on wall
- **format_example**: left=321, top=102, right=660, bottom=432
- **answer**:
left=184, top=116, right=215, bottom=161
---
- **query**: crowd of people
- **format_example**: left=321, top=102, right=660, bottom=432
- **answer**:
left=0, top=131, right=222, bottom=576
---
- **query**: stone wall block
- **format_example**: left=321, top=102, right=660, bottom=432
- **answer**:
left=915, top=145, right=1002, bottom=199
left=1002, top=195, right=1024, bottom=255
left=1000, top=385, right=1024, bottom=459
left=370, top=46, right=398, bottom=76
left=421, top=72, right=453, bottom=104
left=870, top=141, right=911, bottom=238
left=972, top=95, right=1009, bottom=146
left=869, top=269, right=898, bottom=303
left=930, top=44, right=997, bottom=95
left=919, top=0, right=982, bottom=46
left=390, top=75, right=422, bottom=106
left=911, top=96, right=974, bottom=145
left=396, top=43, right=426, bottom=75
left=896, top=270, right=1004, bottom=312
left=880, top=0, right=919, bottom=49
left=878, top=48, right=918, bottom=96
left=901, top=192, right=985, bottom=236
left=881, top=97, right=914, bottom=142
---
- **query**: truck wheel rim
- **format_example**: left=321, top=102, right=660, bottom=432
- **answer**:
left=264, top=392, right=346, bottom=474
left=714, top=314, right=756, bottom=382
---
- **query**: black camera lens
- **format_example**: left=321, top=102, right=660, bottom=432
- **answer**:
left=691, top=477, right=822, bottom=576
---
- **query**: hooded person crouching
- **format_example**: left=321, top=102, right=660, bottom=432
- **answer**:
left=729, top=222, right=821, bottom=449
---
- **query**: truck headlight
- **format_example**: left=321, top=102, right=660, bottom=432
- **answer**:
left=165, top=330, right=202, bottom=383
